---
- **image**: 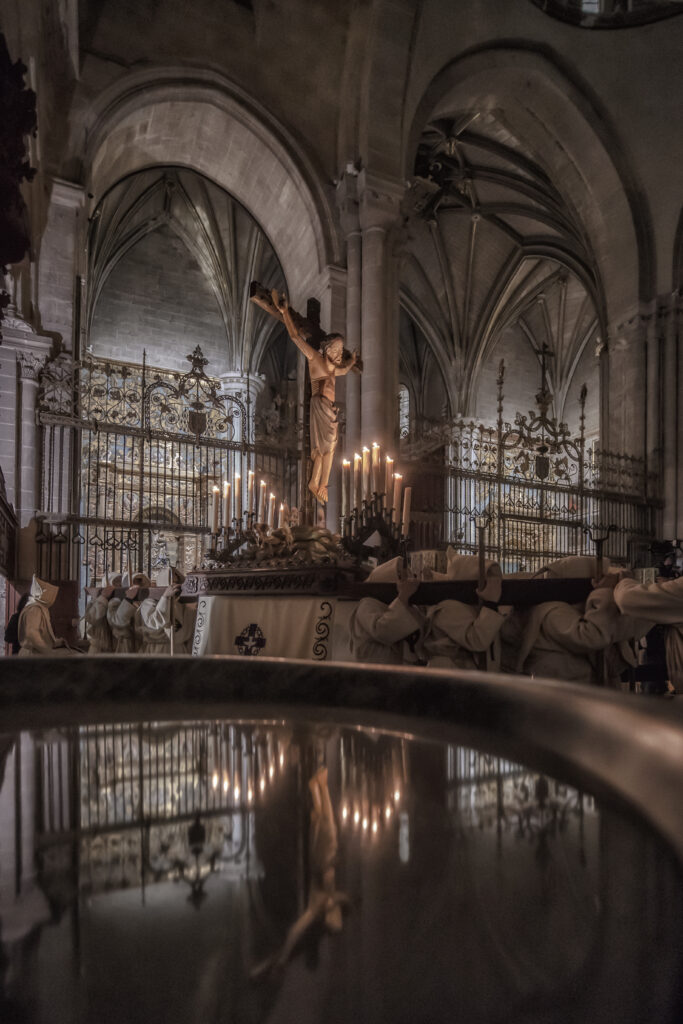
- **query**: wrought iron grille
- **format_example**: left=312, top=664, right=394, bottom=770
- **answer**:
left=36, top=348, right=302, bottom=585
left=406, top=360, right=660, bottom=570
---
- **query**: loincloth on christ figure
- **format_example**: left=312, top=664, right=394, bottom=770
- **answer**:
left=310, top=393, right=338, bottom=458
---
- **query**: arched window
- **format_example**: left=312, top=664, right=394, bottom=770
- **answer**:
left=398, top=384, right=410, bottom=439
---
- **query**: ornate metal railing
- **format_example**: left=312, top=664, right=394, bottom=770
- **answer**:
left=35, top=348, right=302, bottom=584
left=404, top=360, right=660, bottom=569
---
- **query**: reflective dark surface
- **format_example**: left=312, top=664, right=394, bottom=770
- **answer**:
left=0, top=718, right=682, bottom=1023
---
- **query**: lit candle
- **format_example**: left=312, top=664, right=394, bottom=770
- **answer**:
left=384, top=456, right=393, bottom=507
left=278, top=502, right=285, bottom=528
left=362, top=447, right=371, bottom=502
left=392, top=473, right=402, bottom=522
left=401, top=486, right=412, bottom=537
left=353, top=453, right=362, bottom=510
left=371, top=442, right=380, bottom=493
left=222, top=480, right=230, bottom=529
left=258, top=479, right=267, bottom=522
left=267, top=492, right=275, bottom=528
left=234, top=473, right=241, bottom=521
left=341, top=459, right=350, bottom=517
left=211, top=485, right=220, bottom=534
left=247, top=470, right=255, bottom=516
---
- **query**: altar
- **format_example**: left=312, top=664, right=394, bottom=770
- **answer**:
left=183, top=566, right=359, bottom=660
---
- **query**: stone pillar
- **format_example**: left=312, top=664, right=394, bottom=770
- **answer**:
left=358, top=171, right=404, bottom=450
left=219, top=371, right=265, bottom=445
left=606, top=312, right=647, bottom=459
left=660, top=293, right=683, bottom=537
left=337, top=172, right=362, bottom=456
left=314, top=265, right=348, bottom=530
left=18, top=356, right=42, bottom=529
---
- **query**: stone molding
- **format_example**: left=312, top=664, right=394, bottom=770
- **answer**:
left=17, top=351, right=46, bottom=381
left=358, top=169, right=405, bottom=232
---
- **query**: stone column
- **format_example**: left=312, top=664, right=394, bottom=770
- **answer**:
left=659, top=292, right=683, bottom=537
left=219, top=371, right=265, bottom=445
left=358, top=171, right=404, bottom=450
left=17, top=352, right=44, bottom=529
left=337, top=172, right=362, bottom=456
left=314, top=265, right=348, bottom=529
left=219, top=371, right=266, bottom=518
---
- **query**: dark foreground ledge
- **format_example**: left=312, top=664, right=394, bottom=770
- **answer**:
left=2, top=655, right=683, bottom=862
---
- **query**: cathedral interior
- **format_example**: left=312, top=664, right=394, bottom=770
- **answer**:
left=1, top=1, right=683, bottom=1022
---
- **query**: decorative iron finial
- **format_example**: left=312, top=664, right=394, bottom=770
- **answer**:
left=187, top=346, right=209, bottom=375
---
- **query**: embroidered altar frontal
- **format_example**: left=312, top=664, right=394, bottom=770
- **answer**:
left=184, top=567, right=356, bottom=659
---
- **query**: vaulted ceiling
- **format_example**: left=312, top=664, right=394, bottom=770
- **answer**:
left=87, top=167, right=289, bottom=378
left=401, top=113, right=601, bottom=421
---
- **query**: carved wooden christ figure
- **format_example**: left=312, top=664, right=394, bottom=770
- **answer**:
left=273, top=290, right=359, bottom=503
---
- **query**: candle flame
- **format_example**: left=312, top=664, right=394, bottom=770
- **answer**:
left=385, top=805, right=392, bottom=819
left=223, top=776, right=229, bottom=793
left=372, top=820, right=378, bottom=834
left=394, top=789, right=401, bottom=803
left=353, top=809, right=360, bottom=825
left=211, top=773, right=218, bottom=790
left=212, top=485, right=220, bottom=493
left=342, top=459, right=350, bottom=466
left=362, top=817, right=369, bottom=831
left=259, top=777, right=265, bottom=792
left=247, top=787, right=253, bottom=803
left=342, top=805, right=348, bottom=821
left=354, top=452, right=362, bottom=462
left=362, top=446, right=370, bottom=453
left=234, top=785, right=241, bottom=799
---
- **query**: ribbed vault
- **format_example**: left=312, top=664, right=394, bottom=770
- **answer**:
left=400, top=112, right=600, bottom=424
left=87, top=167, right=288, bottom=377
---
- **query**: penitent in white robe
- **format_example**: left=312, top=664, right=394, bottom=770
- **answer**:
left=349, top=597, right=425, bottom=665
left=424, top=602, right=505, bottom=670
left=136, top=595, right=172, bottom=654
left=511, top=588, right=623, bottom=685
left=84, top=595, right=113, bottom=654
left=614, top=576, right=683, bottom=689
left=106, top=597, right=137, bottom=654
left=18, top=577, right=73, bottom=657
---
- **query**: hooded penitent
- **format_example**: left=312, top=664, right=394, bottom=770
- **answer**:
left=27, top=575, right=59, bottom=608
left=18, top=576, right=72, bottom=656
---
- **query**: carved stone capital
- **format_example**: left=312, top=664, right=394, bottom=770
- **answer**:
left=358, top=170, right=405, bottom=232
left=219, top=371, right=265, bottom=402
left=17, top=351, right=46, bottom=381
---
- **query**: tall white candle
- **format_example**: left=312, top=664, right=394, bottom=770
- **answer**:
left=258, top=480, right=267, bottom=522
left=278, top=502, right=285, bottom=528
left=371, top=443, right=380, bottom=494
left=362, top=447, right=371, bottom=502
left=211, top=485, right=220, bottom=534
left=247, top=470, right=255, bottom=515
left=267, top=492, right=275, bottom=528
left=342, top=459, right=350, bottom=516
left=401, top=486, right=412, bottom=537
left=384, top=456, right=393, bottom=508
left=222, top=480, right=230, bottom=528
left=392, top=473, right=402, bottom=523
left=234, top=473, right=241, bottom=521
left=353, top=453, right=362, bottom=510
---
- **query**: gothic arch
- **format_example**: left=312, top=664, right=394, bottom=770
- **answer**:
left=405, top=45, right=655, bottom=327
left=84, top=67, right=341, bottom=305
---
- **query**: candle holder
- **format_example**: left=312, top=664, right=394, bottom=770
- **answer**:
left=340, top=494, right=403, bottom=562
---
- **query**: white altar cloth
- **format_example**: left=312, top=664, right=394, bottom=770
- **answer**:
left=191, top=594, right=337, bottom=659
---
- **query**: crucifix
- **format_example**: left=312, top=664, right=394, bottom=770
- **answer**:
left=533, top=341, right=554, bottom=415
left=250, top=281, right=361, bottom=517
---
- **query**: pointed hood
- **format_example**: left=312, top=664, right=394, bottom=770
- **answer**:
left=367, top=557, right=404, bottom=582
left=541, top=556, right=610, bottom=579
left=28, top=575, right=59, bottom=608
left=102, top=571, right=123, bottom=588
left=441, top=548, right=501, bottom=582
